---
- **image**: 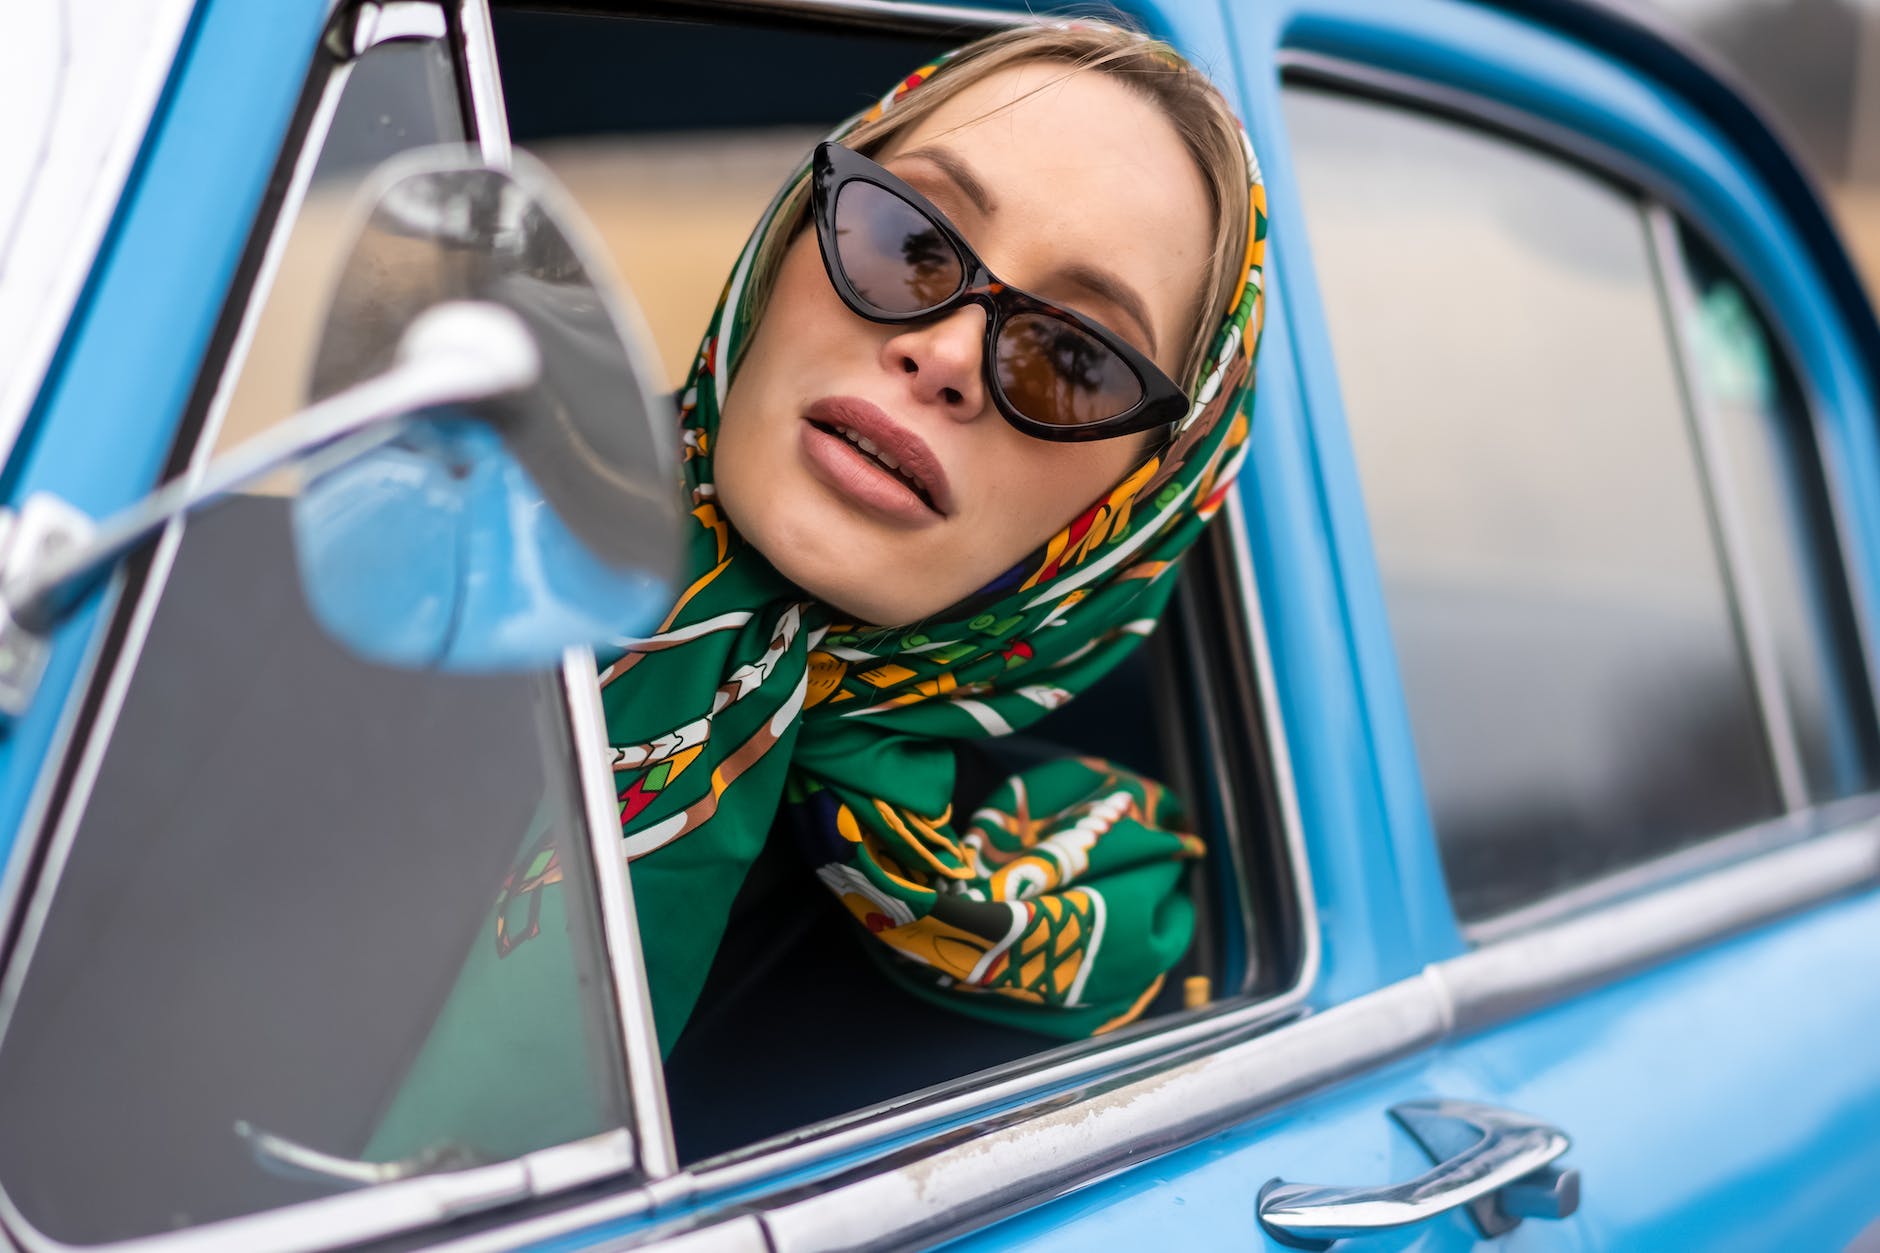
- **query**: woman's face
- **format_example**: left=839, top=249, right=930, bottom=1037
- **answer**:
left=713, top=60, right=1214, bottom=625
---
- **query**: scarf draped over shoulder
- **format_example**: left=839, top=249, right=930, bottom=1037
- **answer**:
left=592, top=40, right=1269, bottom=1055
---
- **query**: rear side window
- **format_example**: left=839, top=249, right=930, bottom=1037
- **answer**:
left=1285, top=83, right=1880, bottom=923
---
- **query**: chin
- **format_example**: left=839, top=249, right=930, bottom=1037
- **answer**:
left=738, top=514, right=900, bottom=626
left=779, top=559, right=917, bottom=628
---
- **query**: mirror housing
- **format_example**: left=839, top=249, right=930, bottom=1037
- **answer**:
left=295, top=147, right=683, bottom=669
left=0, top=147, right=683, bottom=725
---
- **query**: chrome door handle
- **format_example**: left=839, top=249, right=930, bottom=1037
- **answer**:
left=1257, top=1099, right=1580, bottom=1248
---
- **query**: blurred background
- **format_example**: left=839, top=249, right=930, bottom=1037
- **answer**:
left=483, top=0, right=1880, bottom=390
left=222, top=1, right=1880, bottom=435
left=1650, top=0, right=1880, bottom=302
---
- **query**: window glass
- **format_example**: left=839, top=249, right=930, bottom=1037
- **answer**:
left=217, top=35, right=464, bottom=458
left=1284, top=86, right=1783, bottom=921
left=0, top=37, right=634, bottom=1245
left=1676, top=224, right=1880, bottom=802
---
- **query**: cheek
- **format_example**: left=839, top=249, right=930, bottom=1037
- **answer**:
left=961, top=430, right=1152, bottom=562
left=702, top=226, right=1159, bottom=623
left=713, top=243, right=842, bottom=498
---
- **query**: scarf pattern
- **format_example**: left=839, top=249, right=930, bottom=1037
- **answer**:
left=588, top=39, right=1269, bottom=1053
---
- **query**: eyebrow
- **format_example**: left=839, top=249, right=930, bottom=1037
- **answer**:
left=899, top=144, right=998, bottom=214
left=1056, top=262, right=1160, bottom=358
left=900, top=144, right=1161, bottom=357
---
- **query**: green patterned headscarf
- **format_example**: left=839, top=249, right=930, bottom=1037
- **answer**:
left=604, top=36, right=1269, bottom=1055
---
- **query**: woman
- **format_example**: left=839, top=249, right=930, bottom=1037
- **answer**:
left=599, top=21, right=1269, bottom=1066
left=361, top=20, right=1267, bottom=1170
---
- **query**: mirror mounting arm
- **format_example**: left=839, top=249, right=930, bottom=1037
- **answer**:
left=0, top=301, right=539, bottom=725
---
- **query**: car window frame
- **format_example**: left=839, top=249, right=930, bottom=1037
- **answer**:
left=0, top=3, right=673, bottom=1250
left=451, top=0, right=1320, bottom=1224
left=1275, top=50, right=1880, bottom=943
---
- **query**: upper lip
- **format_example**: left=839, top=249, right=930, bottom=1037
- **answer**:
left=803, top=396, right=954, bottom=516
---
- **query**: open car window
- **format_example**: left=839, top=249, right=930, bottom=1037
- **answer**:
left=0, top=17, right=643, bottom=1248
left=1283, top=80, right=1880, bottom=929
left=491, top=4, right=1310, bottom=1170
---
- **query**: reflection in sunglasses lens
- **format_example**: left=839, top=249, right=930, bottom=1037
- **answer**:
left=996, top=313, right=1143, bottom=426
left=835, top=181, right=964, bottom=314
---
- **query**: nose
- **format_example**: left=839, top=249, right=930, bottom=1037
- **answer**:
left=880, top=305, right=988, bottom=420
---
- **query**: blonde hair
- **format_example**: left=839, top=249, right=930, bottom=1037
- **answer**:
left=744, top=22, right=1251, bottom=392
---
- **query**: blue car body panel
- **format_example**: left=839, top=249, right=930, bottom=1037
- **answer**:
left=951, top=887, right=1880, bottom=1251
left=3, top=0, right=1878, bottom=1247
left=0, top=0, right=328, bottom=878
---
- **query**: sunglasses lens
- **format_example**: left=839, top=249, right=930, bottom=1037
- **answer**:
left=995, top=312, right=1145, bottom=428
left=833, top=180, right=965, bottom=314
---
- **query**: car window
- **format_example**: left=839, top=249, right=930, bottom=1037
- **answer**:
left=1284, top=82, right=1880, bottom=925
left=493, top=7, right=1303, bottom=1167
left=0, top=26, right=638, bottom=1247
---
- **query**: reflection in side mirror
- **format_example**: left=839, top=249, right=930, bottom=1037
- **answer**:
left=297, top=147, right=682, bottom=669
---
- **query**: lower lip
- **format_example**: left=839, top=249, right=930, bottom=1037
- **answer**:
left=799, top=421, right=943, bottom=527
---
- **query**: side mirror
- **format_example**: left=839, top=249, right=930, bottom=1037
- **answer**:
left=0, top=146, right=682, bottom=718
left=295, top=147, right=683, bottom=669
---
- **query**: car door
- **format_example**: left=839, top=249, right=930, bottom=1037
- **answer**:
left=1269, top=5, right=1880, bottom=1246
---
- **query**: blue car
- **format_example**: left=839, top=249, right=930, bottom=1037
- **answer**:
left=1, top=0, right=1877, bottom=1249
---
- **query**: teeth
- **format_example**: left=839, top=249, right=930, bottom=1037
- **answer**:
left=840, top=428, right=902, bottom=471
left=833, top=424, right=924, bottom=500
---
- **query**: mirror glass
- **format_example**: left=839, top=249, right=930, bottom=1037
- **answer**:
left=298, top=147, right=682, bottom=669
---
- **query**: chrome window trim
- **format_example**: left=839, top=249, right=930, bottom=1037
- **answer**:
left=562, top=649, right=679, bottom=1178
left=1224, top=465, right=1322, bottom=1001
left=458, top=0, right=514, bottom=167
left=1645, top=201, right=1810, bottom=810
left=350, top=0, right=449, bottom=49
left=1432, top=818, right=1880, bottom=1034
left=0, top=1129, right=637, bottom=1253
left=1279, top=51, right=1880, bottom=935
